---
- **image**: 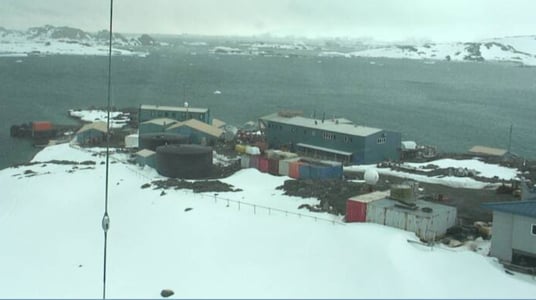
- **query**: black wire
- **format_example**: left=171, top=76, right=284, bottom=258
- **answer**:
left=102, top=0, right=114, bottom=299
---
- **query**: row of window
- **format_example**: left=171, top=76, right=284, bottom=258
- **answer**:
left=267, top=122, right=388, bottom=144
left=148, top=111, right=205, bottom=120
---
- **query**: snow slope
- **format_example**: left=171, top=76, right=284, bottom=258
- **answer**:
left=346, top=158, right=519, bottom=189
left=0, top=25, right=148, bottom=57
left=320, top=36, right=536, bottom=66
left=0, top=143, right=535, bottom=298
left=68, top=109, right=130, bottom=128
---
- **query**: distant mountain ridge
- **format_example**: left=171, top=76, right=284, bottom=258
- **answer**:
left=1, top=25, right=158, bottom=46
left=0, top=25, right=157, bottom=57
left=320, top=36, right=536, bottom=66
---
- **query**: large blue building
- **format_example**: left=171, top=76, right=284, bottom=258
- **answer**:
left=259, top=112, right=401, bottom=164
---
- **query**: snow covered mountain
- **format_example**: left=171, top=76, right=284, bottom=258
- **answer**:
left=0, top=25, right=157, bottom=57
left=320, top=36, right=536, bottom=66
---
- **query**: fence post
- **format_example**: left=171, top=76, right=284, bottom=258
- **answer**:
left=238, top=201, right=240, bottom=211
left=214, top=193, right=218, bottom=203
left=268, top=208, right=271, bottom=215
left=254, top=205, right=256, bottom=214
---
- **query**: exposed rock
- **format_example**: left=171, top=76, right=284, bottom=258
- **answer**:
left=160, top=289, right=174, bottom=298
left=448, top=239, right=463, bottom=247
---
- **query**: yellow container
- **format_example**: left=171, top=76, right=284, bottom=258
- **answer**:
left=235, top=144, right=246, bottom=153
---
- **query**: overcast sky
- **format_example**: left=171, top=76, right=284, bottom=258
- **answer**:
left=2, top=0, right=536, bottom=42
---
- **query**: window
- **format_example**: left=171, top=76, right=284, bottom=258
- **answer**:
left=344, top=136, right=352, bottom=143
left=323, top=132, right=336, bottom=140
left=291, top=127, right=296, bottom=133
left=377, top=133, right=387, bottom=144
left=532, top=224, right=536, bottom=236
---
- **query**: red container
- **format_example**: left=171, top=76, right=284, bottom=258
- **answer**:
left=289, top=161, right=302, bottom=179
left=32, top=121, right=53, bottom=132
left=346, top=199, right=367, bottom=222
left=268, top=158, right=279, bottom=175
left=258, top=156, right=269, bottom=173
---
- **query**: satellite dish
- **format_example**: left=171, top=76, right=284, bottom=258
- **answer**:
left=364, top=169, right=379, bottom=185
left=184, top=101, right=189, bottom=108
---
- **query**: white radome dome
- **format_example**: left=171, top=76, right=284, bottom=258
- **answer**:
left=364, top=169, right=379, bottom=185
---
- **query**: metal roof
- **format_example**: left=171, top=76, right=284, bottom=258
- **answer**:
left=296, top=143, right=352, bottom=156
left=348, top=190, right=390, bottom=203
left=135, top=149, right=155, bottom=157
left=401, top=141, right=417, bottom=150
left=260, top=113, right=382, bottom=137
left=369, top=199, right=456, bottom=218
left=482, top=200, right=536, bottom=218
left=140, top=104, right=208, bottom=114
left=77, top=121, right=108, bottom=134
left=141, top=118, right=178, bottom=126
left=212, top=118, right=226, bottom=128
left=469, top=145, right=507, bottom=157
left=166, top=119, right=224, bottom=138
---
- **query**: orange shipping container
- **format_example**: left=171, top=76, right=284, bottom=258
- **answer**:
left=32, top=121, right=53, bottom=132
left=289, top=161, right=302, bottom=179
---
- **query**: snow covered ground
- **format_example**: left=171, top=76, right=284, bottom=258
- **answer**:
left=0, top=38, right=146, bottom=57
left=1, top=143, right=535, bottom=298
left=68, top=109, right=130, bottom=128
left=0, top=27, right=147, bottom=57
left=346, top=158, right=519, bottom=189
left=319, top=36, right=536, bottom=66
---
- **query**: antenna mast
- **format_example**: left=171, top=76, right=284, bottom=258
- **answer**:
left=102, top=0, right=114, bottom=299
left=508, top=123, right=513, bottom=154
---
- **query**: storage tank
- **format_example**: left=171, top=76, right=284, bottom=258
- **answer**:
left=390, top=184, right=415, bottom=203
left=155, top=144, right=213, bottom=179
left=139, top=133, right=189, bottom=151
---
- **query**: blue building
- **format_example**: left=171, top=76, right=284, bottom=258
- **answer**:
left=76, top=121, right=108, bottom=146
left=135, top=149, right=156, bottom=168
left=259, top=112, right=401, bottom=164
left=139, top=118, right=177, bottom=135
left=166, top=119, right=224, bottom=146
left=139, top=104, right=211, bottom=124
left=483, top=201, right=536, bottom=268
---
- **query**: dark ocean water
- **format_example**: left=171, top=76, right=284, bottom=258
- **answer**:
left=1, top=49, right=535, bottom=169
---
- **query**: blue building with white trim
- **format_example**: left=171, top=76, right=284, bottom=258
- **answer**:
left=259, top=112, right=401, bottom=164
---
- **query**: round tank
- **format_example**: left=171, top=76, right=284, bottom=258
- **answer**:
left=156, top=144, right=213, bottom=179
left=364, top=169, right=379, bottom=185
left=390, top=184, right=414, bottom=202
left=139, top=133, right=189, bottom=151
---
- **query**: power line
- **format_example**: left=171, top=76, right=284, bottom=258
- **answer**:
left=102, top=0, right=114, bottom=299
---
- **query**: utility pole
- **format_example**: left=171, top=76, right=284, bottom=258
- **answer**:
left=508, top=123, right=513, bottom=154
